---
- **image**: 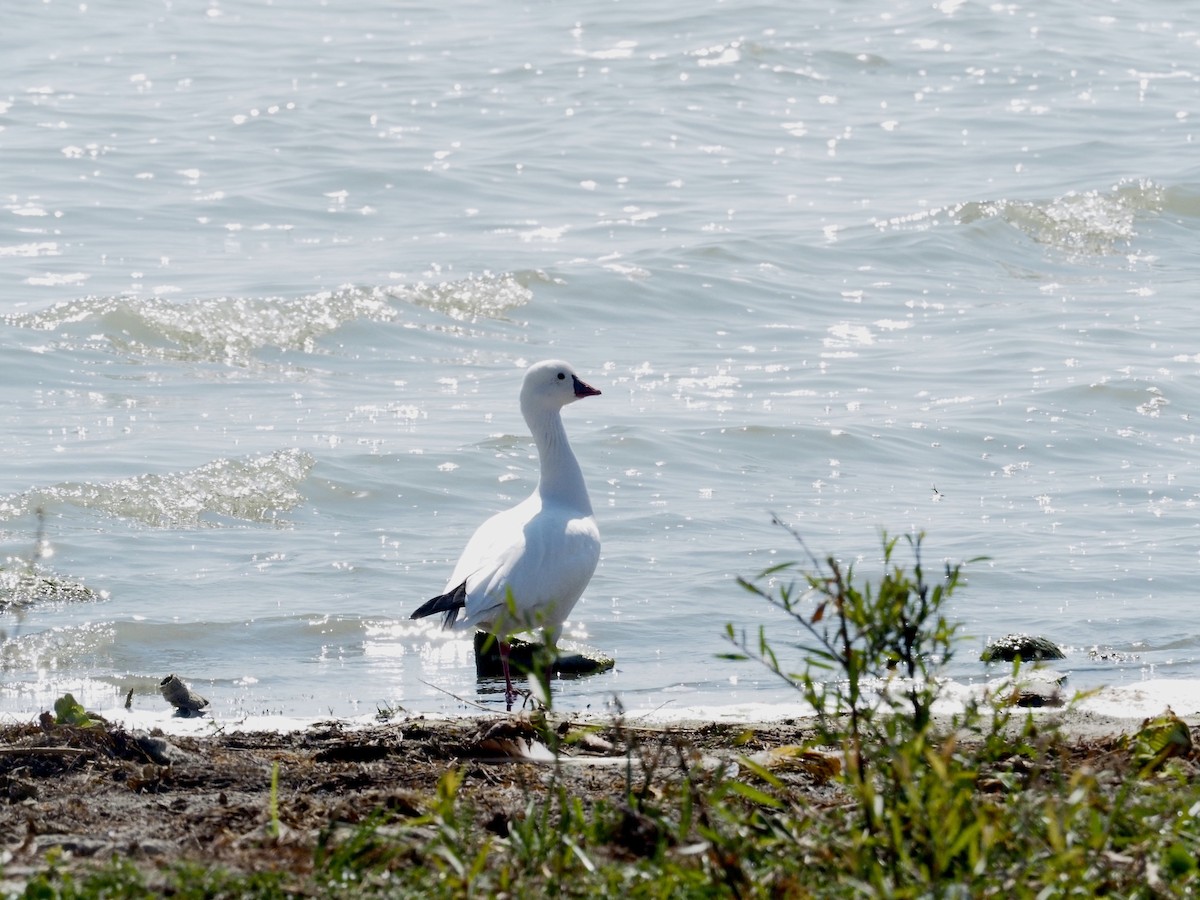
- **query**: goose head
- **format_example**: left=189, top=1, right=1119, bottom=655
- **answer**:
left=520, top=359, right=601, bottom=419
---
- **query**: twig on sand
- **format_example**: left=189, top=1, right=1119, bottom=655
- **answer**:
left=419, top=679, right=499, bottom=714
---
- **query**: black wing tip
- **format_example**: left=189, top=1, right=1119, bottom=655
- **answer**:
left=410, top=581, right=467, bottom=622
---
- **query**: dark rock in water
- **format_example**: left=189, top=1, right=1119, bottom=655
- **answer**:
left=473, top=632, right=615, bottom=679
left=980, top=633, right=1065, bottom=663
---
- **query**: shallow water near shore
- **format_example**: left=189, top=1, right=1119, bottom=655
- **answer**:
left=2, top=1, right=1200, bottom=725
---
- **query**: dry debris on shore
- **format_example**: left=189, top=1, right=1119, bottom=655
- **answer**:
left=1, top=706, right=1187, bottom=895
left=0, top=712, right=832, bottom=890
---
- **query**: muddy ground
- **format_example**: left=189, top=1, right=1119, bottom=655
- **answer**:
left=0, top=711, right=839, bottom=892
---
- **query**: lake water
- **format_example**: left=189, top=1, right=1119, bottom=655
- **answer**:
left=3, top=0, right=1200, bottom=727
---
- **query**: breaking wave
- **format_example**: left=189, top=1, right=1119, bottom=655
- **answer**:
left=0, top=448, right=315, bottom=529
left=4, top=272, right=538, bottom=365
left=879, top=178, right=1168, bottom=256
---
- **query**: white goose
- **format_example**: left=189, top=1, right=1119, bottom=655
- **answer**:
left=410, top=359, right=602, bottom=708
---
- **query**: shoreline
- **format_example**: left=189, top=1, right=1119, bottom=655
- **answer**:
left=1, top=693, right=1190, bottom=741
left=1, top=695, right=1193, bottom=895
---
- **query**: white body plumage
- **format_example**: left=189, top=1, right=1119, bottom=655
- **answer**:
left=411, top=360, right=601, bottom=674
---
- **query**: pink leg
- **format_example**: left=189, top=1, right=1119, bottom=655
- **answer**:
left=499, top=641, right=515, bottom=710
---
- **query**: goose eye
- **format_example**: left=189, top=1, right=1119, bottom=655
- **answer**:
left=557, top=372, right=566, bottom=380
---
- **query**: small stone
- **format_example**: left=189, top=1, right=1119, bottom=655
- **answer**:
left=576, top=731, right=615, bottom=754
left=134, top=734, right=178, bottom=765
left=1010, top=689, right=1065, bottom=709
left=4, top=776, right=38, bottom=803
left=987, top=671, right=1067, bottom=708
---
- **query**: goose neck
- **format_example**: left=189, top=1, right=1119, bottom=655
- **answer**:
left=529, top=408, right=591, bottom=511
